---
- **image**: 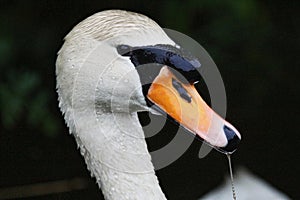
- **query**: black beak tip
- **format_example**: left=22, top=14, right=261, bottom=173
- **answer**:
left=220, top=125, right=241, bottom=153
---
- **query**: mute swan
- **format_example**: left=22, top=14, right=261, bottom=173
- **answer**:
left=56, top=10, right=241, bottom=200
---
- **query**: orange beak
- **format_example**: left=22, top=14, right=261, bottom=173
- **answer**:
left=147, top=66, right=241, bottom=153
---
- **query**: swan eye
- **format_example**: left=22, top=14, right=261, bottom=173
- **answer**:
left=116, top=45, right=131, bottom=56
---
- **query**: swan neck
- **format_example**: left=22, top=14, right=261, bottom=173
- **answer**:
left=75, top=112, right=167, bottom=200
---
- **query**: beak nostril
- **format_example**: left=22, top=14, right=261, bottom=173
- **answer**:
left=171, top=78, right=192, bottom=103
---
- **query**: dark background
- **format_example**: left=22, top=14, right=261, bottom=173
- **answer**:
left=0, top=0, right=299, bottom=199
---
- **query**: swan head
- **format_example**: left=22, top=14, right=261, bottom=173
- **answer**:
left=56, top=10, right=241, bottom=154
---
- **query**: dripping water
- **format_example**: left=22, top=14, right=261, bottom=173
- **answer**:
left=226, top=153, right=236, bottom=200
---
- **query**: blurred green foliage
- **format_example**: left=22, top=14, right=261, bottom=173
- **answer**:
left=0, top=1, right=61, bottom=136
left=0, top=70, right=58, bottom=136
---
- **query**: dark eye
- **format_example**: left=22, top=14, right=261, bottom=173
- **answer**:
left=117, top=45, right=131, bottom=55
left=172, top=78, right=192, bottom=103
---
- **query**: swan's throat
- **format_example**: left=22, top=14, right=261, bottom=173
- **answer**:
left=75, top=112, right=167, bottom=200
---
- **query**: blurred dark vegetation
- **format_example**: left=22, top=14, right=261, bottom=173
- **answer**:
left=0, top=0, right=299, bottom=199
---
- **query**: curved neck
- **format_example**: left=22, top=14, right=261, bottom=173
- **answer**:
left=73, top=111, right=167, bottom=200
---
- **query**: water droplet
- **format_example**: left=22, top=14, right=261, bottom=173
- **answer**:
left=111, top=187, right=115, bottom=191
left=80, top=147, right=86, bottom=156
left=227, top=153, right=237, bottom=200
left=67, top=58, right=71, bottom=62
left=71, top=64, right=75, bottom=68
left=102, top=174, right=107, bottom=182
left=115, top=106, right=121, bottom=111
left=112, top=76, right=116, bottom=80
left=121, top=145, right=126, bottom=151
left=113, top=173, right=118, bottom=179
left=96, top=177, right=101, bottom=184
left=97, top=181, right=102, bottom=188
